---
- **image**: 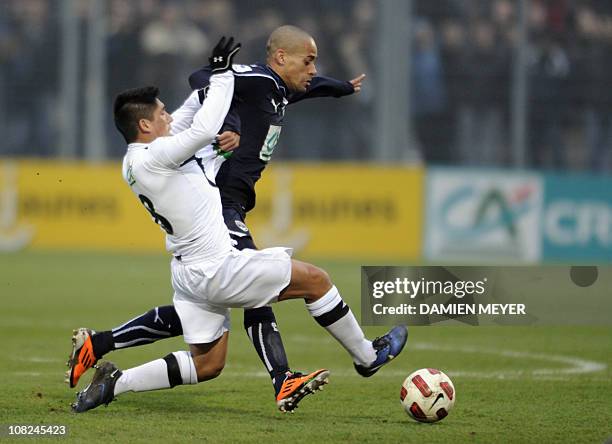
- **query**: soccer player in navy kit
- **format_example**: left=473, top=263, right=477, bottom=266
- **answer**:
left=67, top=26, right=371, bottom=412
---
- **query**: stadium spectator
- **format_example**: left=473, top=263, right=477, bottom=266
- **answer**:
left=527, top=33, right=571, bottom=170
left=574, top=1, right=612, bottom=172
left=457, top=19, right=510, bottom=166
left=439, top=18, right=468, bottom=164
left=106, top=0, right=147, bottom=156
left=491, top=0, right=516, bottom=44
left=3, top=0, right=58, bottom=156
left=526, top=0, right=572, bottom=170
left=279, top=0, right=375, bottom=159
left=411, top=18, right=450, bottom=164
left=333, top=0, right=376, bottom=159
left=139, top=3, right=209, bottom=111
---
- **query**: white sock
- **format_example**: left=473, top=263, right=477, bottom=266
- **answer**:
left=114, top=351, right=197, bottom=396
left=306, top=286, right=376, bottom=366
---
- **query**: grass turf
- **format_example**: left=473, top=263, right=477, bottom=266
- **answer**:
left=0, top=251, right=610, bottom=443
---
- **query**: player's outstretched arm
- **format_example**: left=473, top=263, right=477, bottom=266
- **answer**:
left=289, top=73, right=366, bottom=104
left=153, top=37, right=241, bottom=167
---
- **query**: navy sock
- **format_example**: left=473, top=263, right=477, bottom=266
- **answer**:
left=90, top=331, right=114, bottom=358
left=99, top=306, right=183, bottom=354
left=243, top=306, right=290, bottom=393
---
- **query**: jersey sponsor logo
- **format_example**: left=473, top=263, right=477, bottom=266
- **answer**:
left=259, top=125, right=282, bottom=162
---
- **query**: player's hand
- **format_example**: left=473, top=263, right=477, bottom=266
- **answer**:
left=209, top=36, right=241, bottom=73
left=216, top=131, right=240, bottom=151
left=349, top=73, right=366, bottom=93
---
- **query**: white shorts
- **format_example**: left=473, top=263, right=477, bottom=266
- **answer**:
left=171, top=247, right=293, bottom=344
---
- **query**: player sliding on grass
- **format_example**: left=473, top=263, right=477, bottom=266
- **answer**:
left=67, top=25, right=371, bottom=413
left=70, top=35, right=407, bottom=414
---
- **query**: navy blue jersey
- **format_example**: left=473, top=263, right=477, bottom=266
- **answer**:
left=188, top=63, right=354, bottom=213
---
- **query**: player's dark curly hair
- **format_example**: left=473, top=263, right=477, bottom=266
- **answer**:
left=113, top=86, right=160, bottom=143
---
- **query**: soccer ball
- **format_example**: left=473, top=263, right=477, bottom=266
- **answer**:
left=400, top=368, right=456, bottom=423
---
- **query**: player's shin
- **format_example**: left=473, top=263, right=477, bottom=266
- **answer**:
left=105, top=305, right=183, bottom=355
left=306, top=286, right=376, bottom=367
left=113, top=351, right=197, bottom=396
left=244, top=307, right=290, bottom=393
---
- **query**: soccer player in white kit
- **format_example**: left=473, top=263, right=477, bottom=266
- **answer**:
left=71, top=37, right=407, bottom=413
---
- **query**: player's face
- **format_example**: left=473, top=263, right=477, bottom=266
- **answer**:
left=283, top=39, right=318, bottom=92
left=148, top=99, right=173, bottom=138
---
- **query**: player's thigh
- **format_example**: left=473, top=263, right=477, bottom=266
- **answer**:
left=173, top=296, right=231, bottom=345
left=278, top=259, right=332, bottom=302
left=207, top=247, right=293, bottom=308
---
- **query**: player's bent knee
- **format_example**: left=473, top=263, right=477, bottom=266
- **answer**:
left=192, top=353, right=226, bottom=382
left=204, top=363, right=225, bottom=380
left=194, top=361, right=225, bottom=382
left=283, top=261, right=334, bottom=302
left=306, top=263, right=332, bottom=296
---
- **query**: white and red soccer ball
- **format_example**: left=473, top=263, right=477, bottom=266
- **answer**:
left=400, top=368, right=456, bottom=423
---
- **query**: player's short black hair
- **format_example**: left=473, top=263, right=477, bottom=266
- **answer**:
left=113, top=86, right=160, bottom=143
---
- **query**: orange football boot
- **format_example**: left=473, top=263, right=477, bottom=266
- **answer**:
left=65, top=328, right=98, bottom=388
left=276, top=369, right=330, bottom=413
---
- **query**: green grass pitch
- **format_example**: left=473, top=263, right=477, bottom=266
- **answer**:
left=0, top=251, right=610, bottom=443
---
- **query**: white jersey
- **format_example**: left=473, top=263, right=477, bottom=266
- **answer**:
left=121, top=71, right=235, bottom=267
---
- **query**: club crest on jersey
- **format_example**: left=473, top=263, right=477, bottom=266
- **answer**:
left=126, top=164, right=136, bottom=186
left=235, top=220, right=249, bottom=232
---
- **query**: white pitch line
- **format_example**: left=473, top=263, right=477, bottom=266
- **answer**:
left=411, top=342, right=607, bottom=376
left=220, top=370, right=610, bottom=381
left=224, top=338, right=608, bottom=381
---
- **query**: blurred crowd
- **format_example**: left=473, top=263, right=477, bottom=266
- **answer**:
left=1, top=0, right=611, bottom=172
left=413, top=0, right=612, bottom=171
